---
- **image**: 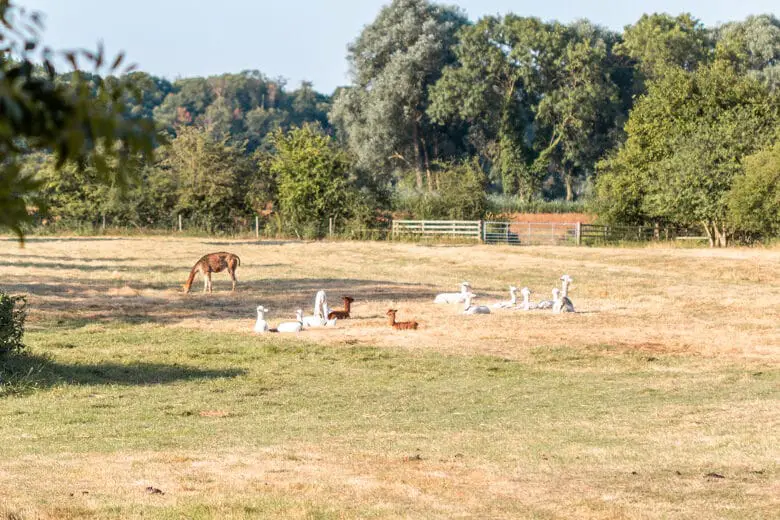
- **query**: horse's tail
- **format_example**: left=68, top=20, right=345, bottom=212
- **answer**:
left=183, top=264, right=199, bottom=293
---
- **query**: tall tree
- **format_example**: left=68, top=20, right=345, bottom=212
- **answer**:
left=616, top=13, right=711, bottom=93
left=329, top=0, right=468, bottom=189
left=715, top=14, right=780, bottom=90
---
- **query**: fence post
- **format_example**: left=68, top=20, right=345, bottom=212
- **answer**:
left=255, top=215, right=260, bottom=239
left=329, top=217, right=334, bottom=237
left=102, top=214, right=106, bottom=231
left=575, top=222, right=582, bottom=246
left=479, top=220, right=484, bottom=243
left=178, top=214, right=183, bottom=232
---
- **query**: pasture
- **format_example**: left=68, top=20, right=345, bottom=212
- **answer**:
left=0, top=237, right=778, bottom=519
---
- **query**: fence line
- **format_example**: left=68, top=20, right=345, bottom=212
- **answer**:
left=391, top=220, right=482, bottom=241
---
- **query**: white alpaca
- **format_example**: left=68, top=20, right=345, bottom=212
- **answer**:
left=463, top=293, right=491, bottom=314
left=554, top=275, right=575, bottom=313
left=254, top=305, right=269, bottom=333
left=302, top=290, right=336, bottom=328
left=277, top=309, right=303, bottom=333
left=536, top=288, right=559, bottom=310
left=492, top=286, right=518, bottom=308
left=516, top=287, right=537, bottom=310
left=560, top=275, right=573, bottom=297
left=434, top=281, right=471, bottom=304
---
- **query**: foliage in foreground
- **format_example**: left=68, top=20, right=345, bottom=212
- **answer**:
left=0, top=291, right=26, bottom=356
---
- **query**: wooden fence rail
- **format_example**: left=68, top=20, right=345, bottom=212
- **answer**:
left=391, top=220, right=482, bottom=241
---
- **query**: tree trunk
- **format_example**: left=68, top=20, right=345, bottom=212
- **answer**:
left=420, top=135, right=433, bottom=192
left=564, top=170, right=574, bottom=202
left=702, top=221, right=715, bottom=248
left=412, top=123, right=423, bottom=189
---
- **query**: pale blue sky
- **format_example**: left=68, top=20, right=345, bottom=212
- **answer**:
left=21, top=0, right=779, bottom=94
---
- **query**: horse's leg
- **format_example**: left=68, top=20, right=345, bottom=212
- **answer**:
left=229, top=268, right=237, bottom=292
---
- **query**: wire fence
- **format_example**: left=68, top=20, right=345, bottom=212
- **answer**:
left=25, top=215, right=708, bottom=246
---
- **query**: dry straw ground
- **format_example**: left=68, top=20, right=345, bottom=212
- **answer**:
left=0, top=236, right=778, bottom=519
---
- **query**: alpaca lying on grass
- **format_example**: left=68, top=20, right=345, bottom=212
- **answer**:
left=327, top=296, right=355, bottom=320
left=184, top=252, right=240, bottom=293
left=386, top=309, right=418, bottom=330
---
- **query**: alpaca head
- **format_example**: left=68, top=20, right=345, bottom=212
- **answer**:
left=460, top=282, right=471, bottom=292
left=521, top=287, right=531, bottom=298
left=386, top=309, right=397, bottom=317
left=342, top=296, right=355, bottom=304
left=560, top=275, right=573, bottom=284
left=509, top=286, right=517, bottom=293
left=256, top=305, right=267, bottom=314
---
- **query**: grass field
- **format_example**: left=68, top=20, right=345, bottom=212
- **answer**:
left=0, top=237, right=778, bottom=519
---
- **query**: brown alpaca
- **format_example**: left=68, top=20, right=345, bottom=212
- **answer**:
left=386, top=309, right=418, bottom=330
left=183, top=252, right=241, bottom=293
left=327, top=296, right=355, bottom=320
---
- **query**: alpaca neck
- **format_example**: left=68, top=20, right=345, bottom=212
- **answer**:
left=387, top=314, right=396, bottom=327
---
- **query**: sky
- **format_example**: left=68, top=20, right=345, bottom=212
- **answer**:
left=20, top=0, right=779, bottom=94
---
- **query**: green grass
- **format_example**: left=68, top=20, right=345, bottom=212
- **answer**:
left=1, top=323, right=777, bottom=518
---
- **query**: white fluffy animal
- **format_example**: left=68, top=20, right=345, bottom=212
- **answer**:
left=536, top=288, right=559, bottom=310
left=553, top=275, right=575, bottom=313
left=254, top=305, right=269, bottom=333
left=463, top=293, right=491, bottom=314
left=276, top=309, right=303, bottom=333
left=302, top=290, right=336, bottom=327
left=492, top=286, right=518, bottom=308
left=434, top=281, right=471, bottom=304
left=517, top=287, right=536, bottom=310
left=560, top=275, right=573, bottom=298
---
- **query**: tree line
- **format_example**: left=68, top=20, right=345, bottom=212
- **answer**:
left=2, top=0, right=779, bottom=245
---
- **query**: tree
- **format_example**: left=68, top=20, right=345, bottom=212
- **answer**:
left=616, top=13, right=711, bottom=93
left=270, top=125, right=356, bottom=237
left=594, top=63, right=779, bottom=246
left=162, top=126, right=253, bottom=232
left=430, top=16, right=622, bottom=200
left=715, top=14, right=780, bottom=90
left=0, top=1, right=158, bottom=241
left=329, top=0, right=468, bottom=189
left=727, top=140, right=780, bottom=239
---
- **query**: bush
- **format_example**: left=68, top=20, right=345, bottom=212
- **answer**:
left=393, top=160, right=487, bottom=220
left=727, top=140, right=780, bottom=241
left=0, top=291, right=27, bottom=356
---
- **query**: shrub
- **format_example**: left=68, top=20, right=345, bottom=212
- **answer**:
left=0, top=291, right=27, bottom=356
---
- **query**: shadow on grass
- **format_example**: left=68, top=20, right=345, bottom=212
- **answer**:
left=6, top=275, right=436, bottom=330
left=0, top=352, right=245, bottom=395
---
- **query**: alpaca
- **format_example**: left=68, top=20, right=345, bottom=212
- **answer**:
left=536, top=288, right=559, bottom=310
left=463, top=293, right=490, bottom=314
left=517, top=287, right=536, bottom=310
left=492, top=286, right=518, bottom=308
left=434, top=281, right=471, bottom=304
left=254, top=305, right=269, bottom=333
left=276, top=309, right=303, bottom=333
left=302, top=290, right=336, bottom=327
left=327, top=296, right=355, bottom=320
left=184, top=252, right=240, bottom=293
left=560, top=275, right=573, bottom=298
left=553, top=283, right=575, bottom=313
left=386, top=309, right=418, bottom=330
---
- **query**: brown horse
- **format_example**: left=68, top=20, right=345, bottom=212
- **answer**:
left=183, top=252, right=241, bottom=293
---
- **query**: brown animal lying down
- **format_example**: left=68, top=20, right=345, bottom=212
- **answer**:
left=184, top=252, right=240, bottom=293
left=386, top=309, right=418, bottom=330
left=328, top=296, right=355, bottom=320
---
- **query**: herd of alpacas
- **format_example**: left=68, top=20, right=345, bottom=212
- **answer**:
left=183, top=251, right=576, bottom=334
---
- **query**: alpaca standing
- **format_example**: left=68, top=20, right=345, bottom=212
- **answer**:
left=386, top=309, right=418, bottom=330
left=327, top=296, right=355, bottom=320
left=183, top=252, right=240, bottom=293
